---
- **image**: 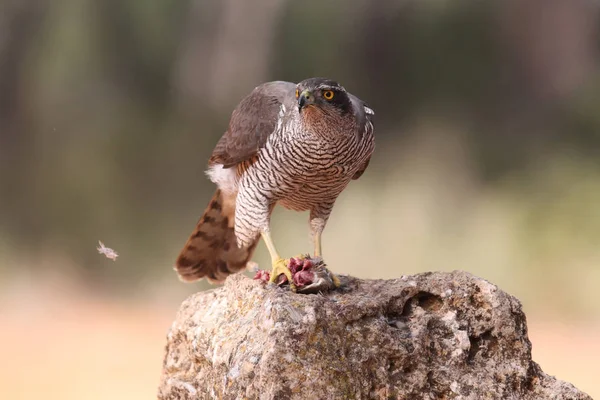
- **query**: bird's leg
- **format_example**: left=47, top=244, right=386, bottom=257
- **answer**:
left=309, top=215, right=327, bottom=258
left=261, top=230, right=296, bottom=291
left=313, top=230, right=322, bottom=258
left=310, top=212, right=341, bottom=288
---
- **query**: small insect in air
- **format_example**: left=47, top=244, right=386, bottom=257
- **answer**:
left=97, top=240, right=118, bottom=261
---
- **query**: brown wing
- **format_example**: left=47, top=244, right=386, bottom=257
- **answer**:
left=352, top=157, right=371, bottom=180
left=351, top=97, right=375, bottom=180
left=209, top=81, right=296, bottom=168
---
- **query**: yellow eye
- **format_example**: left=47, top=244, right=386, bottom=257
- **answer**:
left=323, top=90, right=334, bottom=100
left=295, top=89, right=299, bottom=98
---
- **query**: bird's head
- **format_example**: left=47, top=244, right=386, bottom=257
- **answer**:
left=295, top=78, right=352, bottom=118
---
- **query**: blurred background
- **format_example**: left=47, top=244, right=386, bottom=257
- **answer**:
left=1, top=0, right=599, bottom=398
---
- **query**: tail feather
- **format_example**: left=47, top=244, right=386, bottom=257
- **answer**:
left=175, top=189, right=258, bottom=283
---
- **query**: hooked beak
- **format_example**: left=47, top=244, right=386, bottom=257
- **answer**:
left=298, top=90, right=313, bottom=111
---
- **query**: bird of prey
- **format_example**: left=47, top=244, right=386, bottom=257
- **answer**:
left=174, top=77, right=375, bottom=291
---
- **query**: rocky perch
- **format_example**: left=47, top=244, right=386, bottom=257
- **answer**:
left=158, top=271, right=591, bottom=400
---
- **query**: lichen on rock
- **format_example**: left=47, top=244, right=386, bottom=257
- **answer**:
left=158, top=271, right=591, bottom=400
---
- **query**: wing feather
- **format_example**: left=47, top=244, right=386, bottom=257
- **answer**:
left=350, top=95, right=375, bottom=180
left=209, top=81, right=296, bottom=168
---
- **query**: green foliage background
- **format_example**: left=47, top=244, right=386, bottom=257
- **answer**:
left=1, top=0, right=599, bottom=319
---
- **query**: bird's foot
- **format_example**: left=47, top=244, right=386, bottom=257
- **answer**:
left=256, top=255, right=340, bottom=293
left=330, top=270, right=341, bottom=288
left=268, top=257, right=296, bottom=292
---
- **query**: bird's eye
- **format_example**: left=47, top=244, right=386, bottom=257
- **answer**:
left=295, top=89, right=299, bottom=99
left=322, top=90, right=334, bottom=100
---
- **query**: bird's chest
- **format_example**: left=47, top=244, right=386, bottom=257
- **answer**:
left=288, top=139, right=358, bottom=179
left=275, top=138, right=366, bottom=206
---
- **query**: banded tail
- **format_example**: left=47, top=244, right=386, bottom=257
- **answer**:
left=175, top=189, right=258, bottom=283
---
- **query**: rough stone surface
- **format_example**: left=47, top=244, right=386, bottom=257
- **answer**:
left=158, top=271, right=591, bottom=400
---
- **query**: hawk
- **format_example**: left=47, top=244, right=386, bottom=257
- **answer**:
left=175, top=77, right=375, bottom=291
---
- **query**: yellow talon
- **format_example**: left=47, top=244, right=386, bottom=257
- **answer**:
left=268, top=257, right=296, bottom=292
left=330, top=271, right=341, bottom=288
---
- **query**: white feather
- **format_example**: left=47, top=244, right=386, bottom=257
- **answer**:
left=205, top=164, right=238, bottom=194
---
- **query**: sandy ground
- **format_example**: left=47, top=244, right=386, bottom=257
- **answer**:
left=0, top=292, right=597, bottom=400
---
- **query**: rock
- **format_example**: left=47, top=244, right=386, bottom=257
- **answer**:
left=158, top=271, right=591, bottom=400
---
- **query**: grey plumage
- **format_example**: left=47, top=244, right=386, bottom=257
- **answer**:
left=175, top=77, right=375, bottom=283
